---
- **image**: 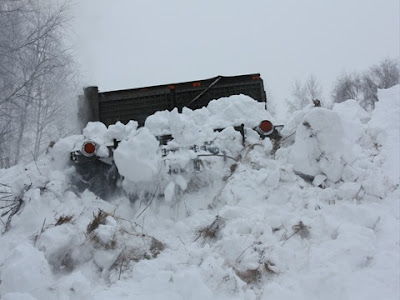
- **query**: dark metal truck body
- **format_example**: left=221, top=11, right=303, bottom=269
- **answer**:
left=78, top=73, right=267, bottom=128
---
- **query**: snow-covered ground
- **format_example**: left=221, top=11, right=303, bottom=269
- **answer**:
left=0, top=88, right=399, bottom=300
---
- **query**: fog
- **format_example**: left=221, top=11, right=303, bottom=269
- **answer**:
left=72, top=0, right=399, bottom=115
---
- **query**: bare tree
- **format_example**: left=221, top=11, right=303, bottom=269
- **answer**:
left=287, top=74, right=323, bottom=113
left=360, top=58, right=399, bottom=110
left=331, top=72, right=362, bottom=103
left=369, top=58, right=400, bottom=89
left=0, top=0, right=76, bottom=167
left=360, top=73, right=378, bottom=110
left=332, top=58, right=399, bottom=110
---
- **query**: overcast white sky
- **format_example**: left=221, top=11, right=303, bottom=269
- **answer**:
left=72, top=0, right=399, bottom=111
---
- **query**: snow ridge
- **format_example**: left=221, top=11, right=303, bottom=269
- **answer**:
left=0, top=87, right=399, bottom=300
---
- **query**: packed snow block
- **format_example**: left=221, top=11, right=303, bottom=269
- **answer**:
left=145, top=110, right=174, bottom=136
left=337, top=182, right=362, bottom=200
left=361, top=169, right=388, bottom=199
left=92, top=215, right=118, bottom=249
left=169, top=108, right=201, bottom=145
left=291, top=108, right=347, bottom=182
left=82, top=121, right=109, bottom=144
left=113, top=128, right=160, bottom=183
left=216, top=126, right=245, bottom=158
left=312, top=174, right=327, bottom=187
left=107, top=120, right=138, bottom=141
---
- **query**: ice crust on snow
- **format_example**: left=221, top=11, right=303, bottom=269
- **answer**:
left=0, top=90, right=399, bottom=300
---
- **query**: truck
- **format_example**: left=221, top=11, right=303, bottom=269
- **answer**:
left=72, top=73, right=282, bottom=198
left=78, top=73, right=267, bottom=128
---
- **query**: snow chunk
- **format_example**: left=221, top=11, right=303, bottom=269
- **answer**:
left=312, top=174, right=326, bottom=186
left=290, top=108, right=346, bottom=182
left=169, top=108, right=202, bottom=144
left=107, top=120, right=138, bottom=141
left=95, top=216, right=117, bottom=245
left=82, top=122, right=110, bottom=144
left=337, top=182, right=361, bottom=200
left=145, top=110, right=173, bottom=136
left=113, top=127, right=160, bottom=183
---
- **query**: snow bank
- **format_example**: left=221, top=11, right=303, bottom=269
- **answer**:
left=368, top=85, right=400, bottom=185
left=287, top=86, right=399, bottom=191
left=0, top=89, right=399, bottom=300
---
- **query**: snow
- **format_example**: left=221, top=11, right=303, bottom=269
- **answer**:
left=289, top=107, right=347, bottom=182
left=113, top=127, right=160, bottom=184
left=1, top=243, right=53, bottom=299
left=145, top=95, right=275, bottom=139
left=368, top=85, right=400, bottom=185
left=0, top=90, right=399, bottom=299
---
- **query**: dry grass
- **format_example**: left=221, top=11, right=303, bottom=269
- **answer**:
left=1, top=196, right=24, bottom=233
left=87, top=209, right=112, bottom=234
left=272, top=225, right=283, bottom=233
left=234, top=268, right=262, bottom=284
left=281, top=221, right=311, bottom=245
left=93, top=235, right=117, bottom=250
left=86, top=209, right=117, bottom=249
left=194, top=215, right=226, bottom=242
left=264, top=260, right=279, bottom=275
left=149, top=236, right=165, bottom=257
left=292, top=221, right=310, bottom=239
left=110, top=234, right=165, bottom=279
left=233, top=259, right=280, bottom=285
left=270, top=139, right=281, bottom=156
left=303, top=121, right=311, bottom=129
left=223, top=163, right=238, bottom=181
left=55, top=215, right=74, bottom=226
left=111, top=235, right=164, bottom=268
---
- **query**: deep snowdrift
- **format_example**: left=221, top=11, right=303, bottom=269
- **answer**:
left=0, top=88, right=399, bottom=300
